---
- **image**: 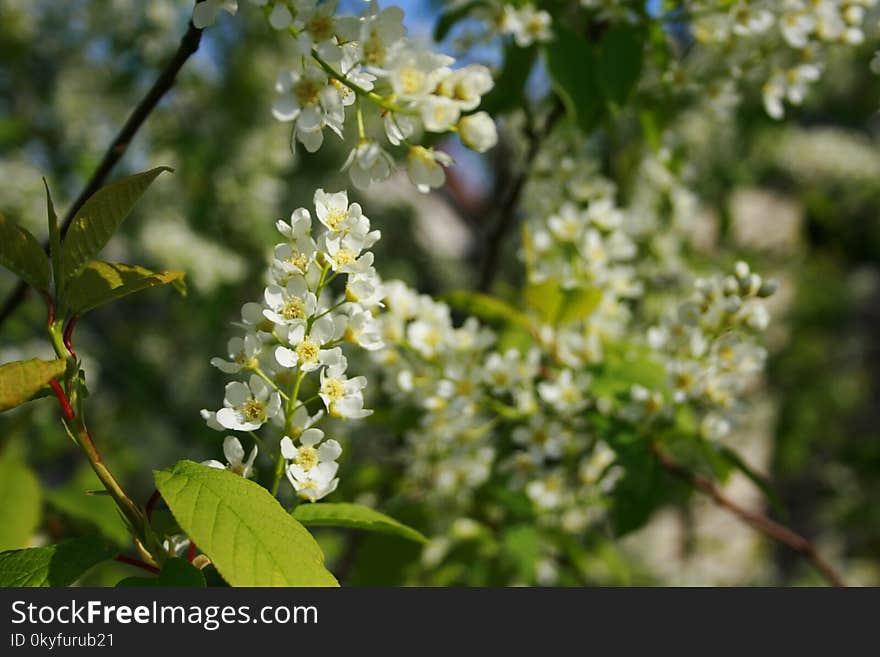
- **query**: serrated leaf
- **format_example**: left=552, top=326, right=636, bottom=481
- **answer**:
left=596, top=24, right=644, bottom=106
left=117, top=557, right=206, bottom=587
left=59, top=166, right=172, bottom=284
left=0, top=536, right=117, bottom=587
left=0, top=358, right=66, bottom=413
left=443, top=289, right=532, bottom=330
left=293, top=503, right=428, bottom=544
left=0, top=213, right=50, bottom=292
left=65, top=261, right=185, bottom=314
left=480, top=43, right=537, bottom=116
left=154, top=460, right=337, bottom=587
left=543, top=27, right=605, bottom=133
left=434, top=0, right=486, bottom=41
left=0, top=451, right=41, bottom=550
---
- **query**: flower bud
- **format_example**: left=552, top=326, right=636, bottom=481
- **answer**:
left=458, top=112, right=498, bottom=153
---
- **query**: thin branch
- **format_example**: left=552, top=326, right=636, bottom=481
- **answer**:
left=0, top=14, right=204, bottom=328
left=477, top=99, right=565, bottom=292
left=650, top=442, right=846, bottom=587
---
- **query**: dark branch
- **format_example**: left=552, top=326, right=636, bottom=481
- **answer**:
left=0, top=18, right=203, bottom=328
left=477, top=100, right=565, bottom=292
left=651, top=442, right=846, bottom=587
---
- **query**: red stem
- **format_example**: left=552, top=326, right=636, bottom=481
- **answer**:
left=49, top=379, right=75, bottom=421
left=115, top=555, right=160, bottom=575
left=188, top=541, right=197, bottom=563
left=63, top=316, right=79, bottom=360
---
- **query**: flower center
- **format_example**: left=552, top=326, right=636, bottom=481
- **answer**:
left=295, top=339, right=320, bottom=364
left=325, top=208, right=347, bottom=230
left=322, top=378, right=346, bottom=401
left=241, top=399, right=266, bottom=422
left=282, top=297, right=307, bottom=320
left=307, top=15, right=334, bottom=42
left=363, top=36, right=385, bottom=65
left=294, top=78, right=322, bottom=106
left=399, top=66, right=425, bottom=96
left=334, top=248, right=356, bottom=266
left=286, top=251, right=309, bottom=272
left=294, top=446, right=319, bottom=471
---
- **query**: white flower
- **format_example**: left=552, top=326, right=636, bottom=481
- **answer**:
left=343, top=141, right=393, bottom=189
left=502, top=4, right=553, bottom=47
left=210, top=333, right=261, bottom=373
left=436, top=65, right=493, bottom=111
left=271, top=66, right=344, bottom=152
left=458, top=112, right=497, bottom=153
left=318, top=350, right=372, bottom=418
left=385, top=43, right=454, bottom=102
left=215, top=374, right=282, bottom=431
left=537, top=369, right=591, bottom=413
left=192, top=0, right=237, bottom=29
left=203, top=436, right=258, bottom=478
left=345, top=268, right=384, bottom=306
left=314, top=188, right=363, bottom=233
left=275, top=316, right=338, bottom=371
left=281, top=429, right=342, bottom=501
left=344, top=306, right=384, bottom=351
left=420, top=96, right=461, bottom=132
left=406, top=146, right=453, bottom=193
left=263, top=278, right=317, bottom=326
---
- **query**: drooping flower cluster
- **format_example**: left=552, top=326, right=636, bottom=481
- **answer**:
left=193, top=0, right=498, bottom=191
left=686, top=0, right=878, bottom=118
left=201, top=188, right=385, bottom=501
left=644, top=261, right=776, bottom=440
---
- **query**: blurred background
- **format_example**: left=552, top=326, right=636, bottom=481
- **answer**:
left=0, top=0, right=878, bottom=585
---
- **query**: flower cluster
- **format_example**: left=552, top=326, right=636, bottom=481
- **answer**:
left=645, top=261, right=776, bottom=440
left=687, top=0, right=878, bottom=118
left=201, top=188, right=385, bottom=501
left=194, top=0, right=498, bottom=191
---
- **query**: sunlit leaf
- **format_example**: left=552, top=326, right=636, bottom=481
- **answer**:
left=293, top=502, right=428, bottom=543
left=0, top=358, right=66, bottom=413
left=154, top=460, right=338, bottom=587
left=59, top=166, right=172, bottom=285
left=65, top=261, right=185, bottom=314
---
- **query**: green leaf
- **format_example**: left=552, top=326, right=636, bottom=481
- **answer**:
left=65, top=261, right=186, bottom=314
left=524, top=279, right=602, bottom=326
left=0, top=358, right=66, bottom=413
left=0, top=536, right=117, bottom=587
left=501, top=525, right=539, bottom=581
left=443, top=289, right=532, bottom=330
left=0, top=451, right=41, bottom=550
left=44, top=179, right=62, bottom=290
left=715, top=445, right=787, bottom=517
left=543, top=28, right=604, bottom=133
left=117, top=558, right=206, bottom=587
left=46, top=466, right=130, bottom=547
left=557, top=287, right=603, bottom=325
left=0, top=213, right=50, bottom=292
left=154, top=460, right=338, bottom=587
left=434, top=0, right=486, bottom=41
left=59, top=166, right=172, bottom=285
left=596, top=24, right=644, bottom=107
left=293, top=503, right=428, bottom=544
left=481, top=43, right=537, bottom=116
